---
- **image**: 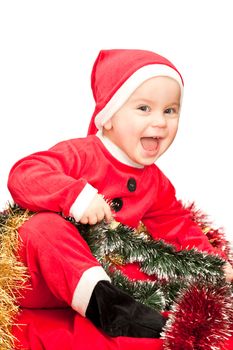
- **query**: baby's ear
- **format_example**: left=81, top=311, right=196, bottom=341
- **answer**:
left=103, top=119, right=112, bottom=131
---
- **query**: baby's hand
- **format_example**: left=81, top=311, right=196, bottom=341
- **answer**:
left=223, top=261, right=233, bottom=282
left=79, top=194, right=112, bottom=225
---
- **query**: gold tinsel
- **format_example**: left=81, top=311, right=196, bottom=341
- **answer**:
left=105, top=253, right=125, bottom=266
left=0, top=205, right=32, bottom=350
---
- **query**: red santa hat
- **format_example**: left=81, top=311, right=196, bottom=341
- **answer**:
left=87, top=49, right=184, bottom=135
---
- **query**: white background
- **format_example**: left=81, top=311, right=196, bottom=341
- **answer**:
left=0, top=1, right=232, bottom=244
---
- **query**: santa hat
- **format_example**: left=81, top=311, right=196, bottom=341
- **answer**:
left=87, top=49, right=184, bottom=135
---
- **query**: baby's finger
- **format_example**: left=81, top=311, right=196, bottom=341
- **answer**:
left=79, top=216, right=89, bottom=225
left=104, top=204, right=113, bottom=223
left=96, top=209, right=106, bottom=223
left=88, top=214, right=98, bottom=226
left=223, top=262, right=233, bottom=282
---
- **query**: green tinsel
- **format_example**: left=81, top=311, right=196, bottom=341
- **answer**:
left=1, top=204, right=228, bottom=313
left=78, top=221, right=224, bottom=277
left=103, top=264, right=184, bottom=311
left=72, top=218, right=227, bottom=311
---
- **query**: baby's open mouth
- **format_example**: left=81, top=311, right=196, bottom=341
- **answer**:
left=140, top=137, right=159, bottom=152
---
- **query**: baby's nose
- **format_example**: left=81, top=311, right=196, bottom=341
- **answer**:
left=151, top=112, right=167, bottom=127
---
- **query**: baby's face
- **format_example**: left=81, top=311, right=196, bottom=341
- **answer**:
left=103, top=76, right=181, bottom=166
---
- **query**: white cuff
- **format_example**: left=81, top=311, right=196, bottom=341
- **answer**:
left=71, top=266, right=111, bottom=316
left=69, top=183, right=98, bottom=222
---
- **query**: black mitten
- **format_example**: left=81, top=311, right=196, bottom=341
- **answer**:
left=86, top=280, right=166, bottom=338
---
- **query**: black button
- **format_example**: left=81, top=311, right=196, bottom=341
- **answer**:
left=111, top=198, right=123, bottom=212
left=127, top=178, right=137, bottom=192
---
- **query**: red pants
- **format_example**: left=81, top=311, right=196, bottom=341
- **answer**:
left=17, top=211, right=105, bottom=310
left=13, top=212, right=233, bottom=350
left=14, top=212, right=163, bottom=349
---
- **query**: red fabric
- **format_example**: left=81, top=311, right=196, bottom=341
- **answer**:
left=88, top=49, right=183, bottom=135
left=8, top=136, right=218, bottom=255
left=13, top=309, right=164, bottom=350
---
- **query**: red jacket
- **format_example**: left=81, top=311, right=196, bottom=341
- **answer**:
left=8, top=135, right=216, bottom=255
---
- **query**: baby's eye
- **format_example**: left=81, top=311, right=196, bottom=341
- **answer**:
left=164, top=107, right=176, bottom=115
left=137, top=105, right=151, bottom=112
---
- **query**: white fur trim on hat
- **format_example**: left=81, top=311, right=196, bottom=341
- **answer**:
left=95, top=64, right=183, bottom=130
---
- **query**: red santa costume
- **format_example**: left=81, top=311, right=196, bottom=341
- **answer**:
left=8, top=49, right=232, bottom=349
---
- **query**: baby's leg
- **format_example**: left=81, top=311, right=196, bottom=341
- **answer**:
left=18, top=211, right=165, bottom=338
left=18, top=211, right=109, bottom=310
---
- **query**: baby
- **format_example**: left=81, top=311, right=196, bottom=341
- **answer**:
left=8, top=50, right=233, bottom=345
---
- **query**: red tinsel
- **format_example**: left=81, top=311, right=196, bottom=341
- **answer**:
left=187, top=203, right=232, bottom=263
left=163, top=282, right=233, bottom=350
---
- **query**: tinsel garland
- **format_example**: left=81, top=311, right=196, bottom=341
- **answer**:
left=75, top=219, right=226, bottom=309
left=186, top=202, right=233, bottom=264
left=0, top=205, right=31, bottom=350
left=162, top=282, right=233, bottom=350
left=0, top=203, right=233, bottom=350
left=72, top=210, right=233, bottom=349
